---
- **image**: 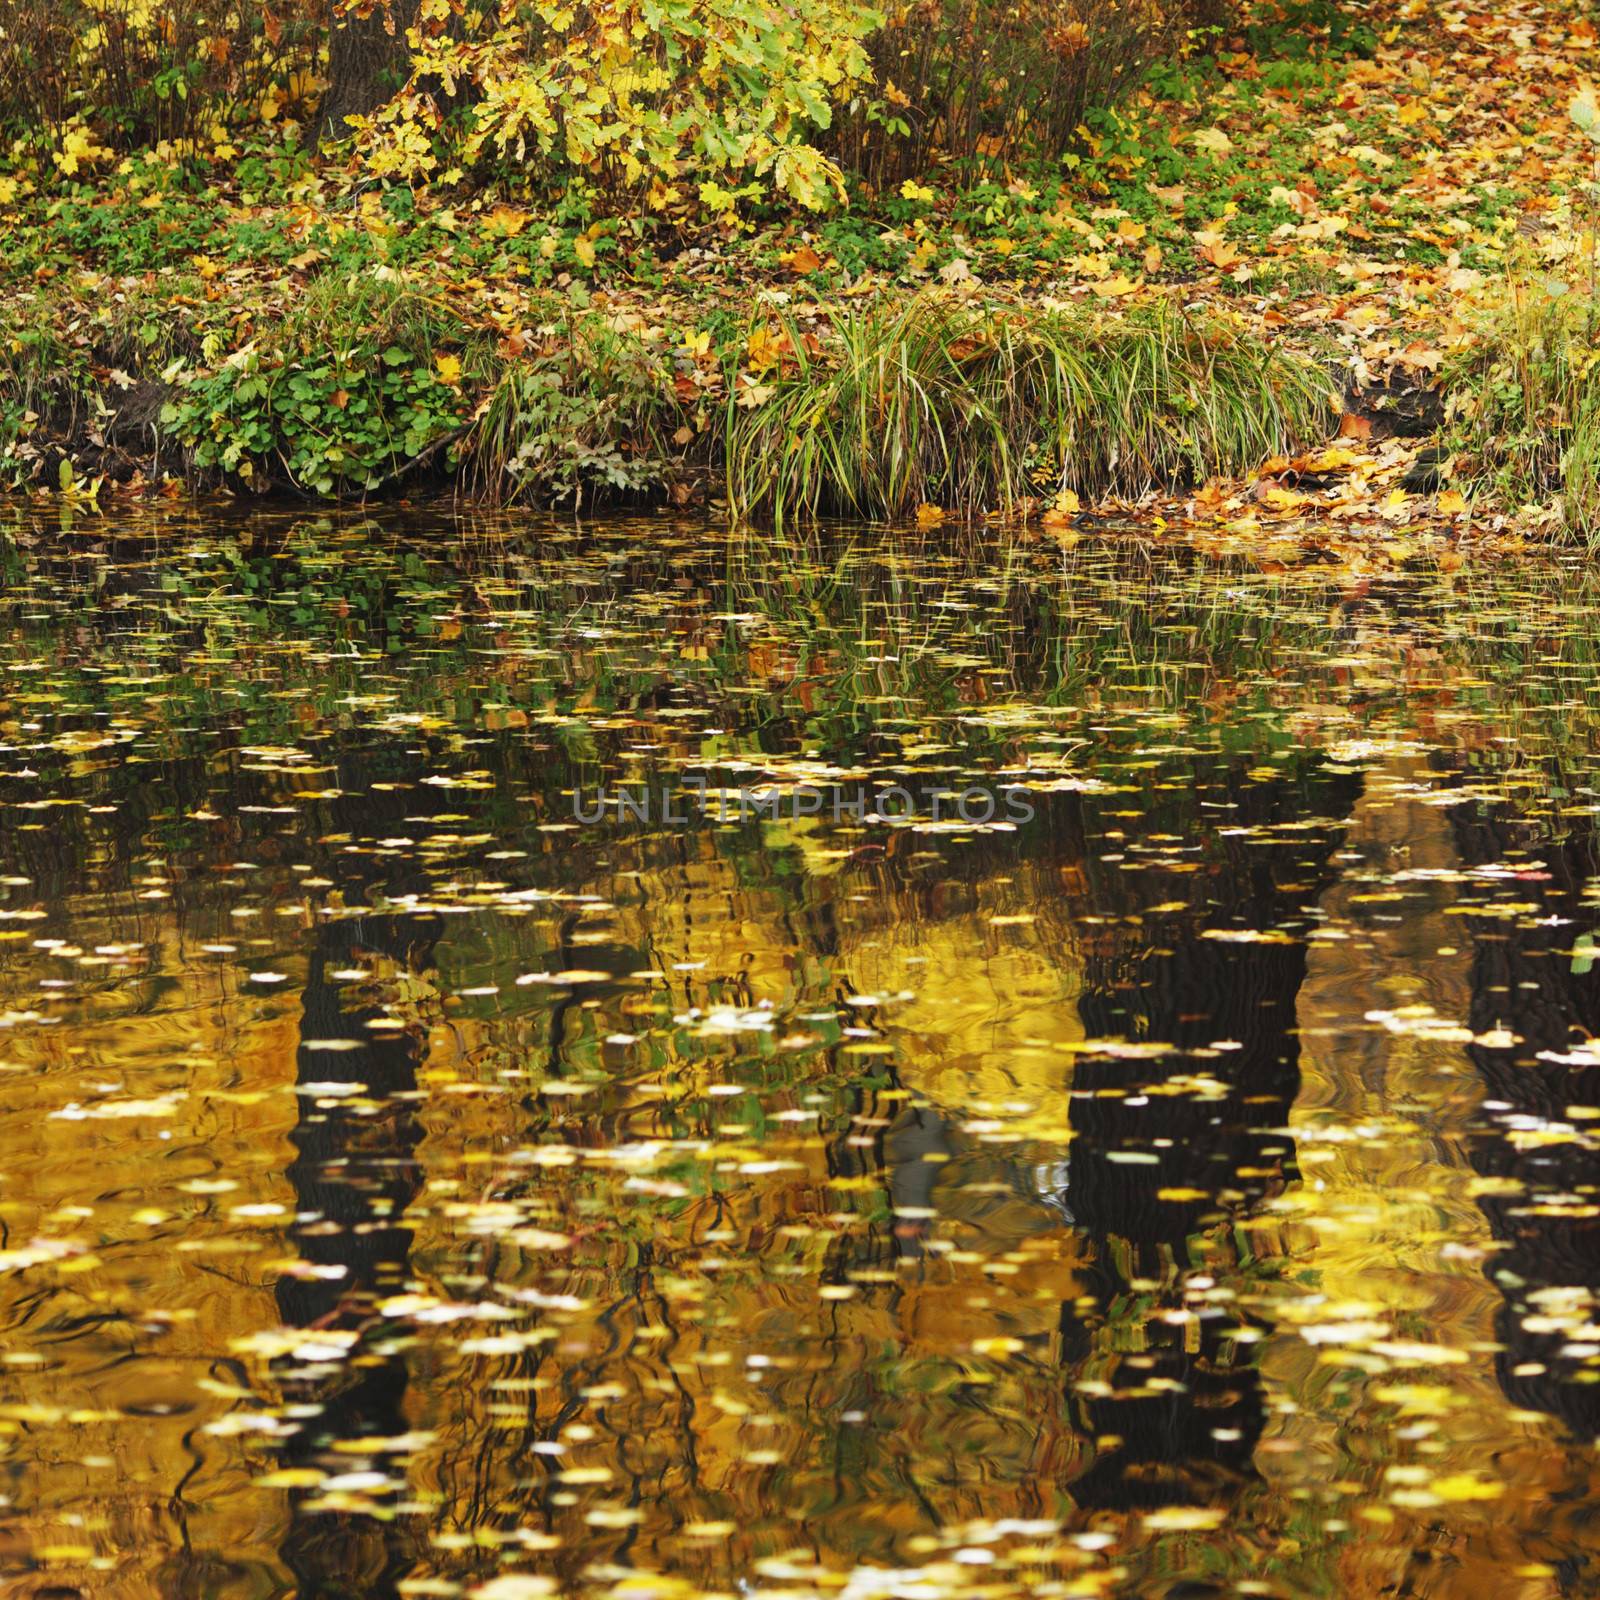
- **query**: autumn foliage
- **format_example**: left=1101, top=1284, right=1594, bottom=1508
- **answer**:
left=0, top=0, right=1220, bottom=209
left=351, top=0, right=879, bottom=209
left=831, top=0, right=1214, bottom=190
left=0, top=0, right=323, bottom=146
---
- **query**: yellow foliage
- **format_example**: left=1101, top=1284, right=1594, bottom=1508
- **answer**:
left=53, top=120, right=112, bottom=176
left=358, top=0, right=878, bottom=212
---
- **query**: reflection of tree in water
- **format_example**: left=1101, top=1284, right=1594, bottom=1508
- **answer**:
left=1442, top=775, right=1600, bottom=1446
left=272, top=911, right=438, bottom=1600
left=402, top=807, right=1095, bottom=1588
left=1060, top=759, right=1359, bottom=1510
left=763, top=757, right=1360, bottom=1525
left=348, top=743, right=1360, bottom=1587
left=268, top=766, right=459, bottom=1599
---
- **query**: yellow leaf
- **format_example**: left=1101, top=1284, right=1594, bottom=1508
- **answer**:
left=1143, top=1507, right=1226, bottom=1531
left=745, top=323, right=785, bottom=373
left=1437, top=489, right=1468, bottom=515
left=1041, top=488, right=1081, bottom=526
left=486, top=205, right=530, bottom=238
left=1192, top=126, right=1234, bottom=157
left=573, top=235, right=596, bottom=269
left=255, top=1468, right=327, bottom=1489
left=1089, top=274, right=1141, bottom=298
left=1430, top=1473, right=1504, bottom=1503
left=435, top=354, right=462, bottom=388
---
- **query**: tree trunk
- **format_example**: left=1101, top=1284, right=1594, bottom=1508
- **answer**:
left=316, top=0, right=417, bottom=143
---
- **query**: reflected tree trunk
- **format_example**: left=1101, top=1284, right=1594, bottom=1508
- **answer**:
left=1443, top=773, right=1600, bottom=1451
left=274, top=910, right=439, bottom=1599
left=1061, top=759, right=1361, bottom=1509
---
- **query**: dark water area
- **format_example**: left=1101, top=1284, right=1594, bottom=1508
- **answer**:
left=0, top=504, right=1597, bottom=1598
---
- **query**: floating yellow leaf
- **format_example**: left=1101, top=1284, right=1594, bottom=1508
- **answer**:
left=1143, top=1506, right=1226, bottom=1531
left=1430, top=1472, right=1504, bottom=1503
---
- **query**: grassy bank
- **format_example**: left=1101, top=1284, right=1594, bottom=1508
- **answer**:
left=1441, top=255, right=1600, bottom=548
left=0, top=271, right=1335, bottom=518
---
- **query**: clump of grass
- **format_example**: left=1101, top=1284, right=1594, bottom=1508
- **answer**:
left=726, top=292, right=1336, bottom=525
left=0, top=301, right=85, bottom=481
left=7, top=277, right=1335, bottom=515
left=0, top=290, right=182, bottom=484
left=283, top=271, right=472, bottom=367
left=1446, top=264, right=1600, bottom=543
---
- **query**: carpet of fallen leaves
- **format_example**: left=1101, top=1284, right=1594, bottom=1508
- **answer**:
left=1136, top=0, right=1600, bottom=558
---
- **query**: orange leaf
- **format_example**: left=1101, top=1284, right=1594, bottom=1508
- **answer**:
left=1198, top=237, right=1242, bottom=270
left=781, top=244, right=824, bottom=275
left=486, top=205, right=530, bottom=238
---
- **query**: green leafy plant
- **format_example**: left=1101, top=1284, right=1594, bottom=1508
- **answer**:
left=160, top=274, right=474, bottom=494
left=473, top=321, right=696, bottom=505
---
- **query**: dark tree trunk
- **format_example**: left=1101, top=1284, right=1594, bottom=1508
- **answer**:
left=316, top=0, right=417, bottom=143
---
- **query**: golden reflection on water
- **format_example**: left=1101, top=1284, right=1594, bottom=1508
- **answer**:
left=0, top=511, right=1597, bottom=1597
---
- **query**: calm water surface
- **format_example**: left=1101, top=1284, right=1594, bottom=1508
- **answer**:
left=0, top=506, right=1597, bottom=1599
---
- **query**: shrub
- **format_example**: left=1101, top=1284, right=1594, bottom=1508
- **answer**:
left=355, top=0, right=880, bottom=210
left=160, top=273, right=476, bottom=494
left=0, top=311, right=86, bottom=486
left=0, top=0, right=322, bottom=148
left=0, top=0, right=1253, bottom=211
left=473, top=320, right=696, bottom=504
left=1447, top=263, right=1600, bottom=543
left=828, top=0, right=1212, bottom=192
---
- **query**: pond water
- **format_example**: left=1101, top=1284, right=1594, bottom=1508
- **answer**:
left=0, top=504, right=1597, bottom=1599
